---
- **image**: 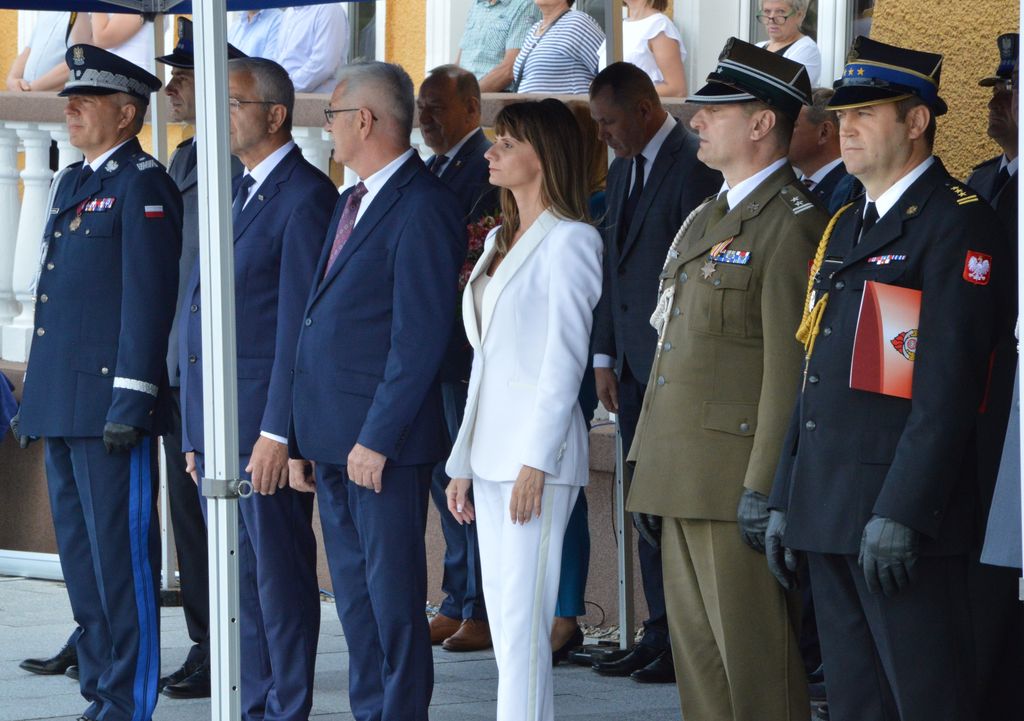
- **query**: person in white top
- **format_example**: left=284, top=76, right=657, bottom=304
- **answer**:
left=273, top=4, right=349, bottom=93
left=755, top=0, right=820, bottom=86
left=7, top=11, right=90, bottom=92
left=90, top=12, right=156, bottom=73
left=446, top=99, right=603, bottom=721
left=598, top=0, right=687, bottom=97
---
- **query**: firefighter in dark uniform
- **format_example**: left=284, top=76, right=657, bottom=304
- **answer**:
left=766, top=37, right=1001, bottom=721
left=10, top=45, right=182, bottom=721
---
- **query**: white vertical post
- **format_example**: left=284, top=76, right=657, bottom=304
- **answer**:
left=2, top=125, right=53, bottom=363
left=613, top=415, right=634, bottom=649
left=194, top=2, right=244, bottom=719
left=292, top=127, right=334, bottom=174
left=51, top=126, right=82, bottom=169
left=0, top=126, right=22, bottom=334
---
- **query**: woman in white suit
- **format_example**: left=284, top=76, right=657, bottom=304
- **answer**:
left=445, top=99, right=603, bottom=721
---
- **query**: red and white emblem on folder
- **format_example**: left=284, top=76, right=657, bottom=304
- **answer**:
left=850, top=281, right=922, bottom=399
left=963, top=251, right=992, bottom=285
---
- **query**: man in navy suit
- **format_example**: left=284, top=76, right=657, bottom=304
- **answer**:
left=588, top=62, right=721, bottom=683
left=179, top=57, right=336, bottom=721
left=289, top=62, right=464, bottom=721
left=789, top=87, right=858, bottom=213
left=416, top=63, right=498, bottom=653
left=154, top=18, right=247, bottom=698
left=11, top=45, right=181, bottom=721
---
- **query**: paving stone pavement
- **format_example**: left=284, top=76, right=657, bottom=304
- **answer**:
left=0, top=576, right=685, bottom=720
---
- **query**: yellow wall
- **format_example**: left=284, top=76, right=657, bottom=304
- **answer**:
left=0, top=10, right=19, bottom=81
left=871, top=0, right=1018, bottom=179
left=388, top=0, right=427, bottom=88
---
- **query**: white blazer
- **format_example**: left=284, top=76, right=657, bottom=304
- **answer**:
left=446, top=210, right=604, bottom=486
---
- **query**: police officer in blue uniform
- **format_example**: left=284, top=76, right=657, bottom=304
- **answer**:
left=766, top=37, right=1002, bottom=721
left=11, top=45, right=182, bottom=721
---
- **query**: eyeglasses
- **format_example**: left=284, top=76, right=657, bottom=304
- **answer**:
left=228, top=97, right=281, bottom=111
left=756, top=11, right=796, bottom=25
left=324, top=106, right=379, bottom=123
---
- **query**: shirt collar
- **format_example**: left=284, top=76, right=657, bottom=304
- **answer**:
left=722, top=157, right=789, bottom=210
left=805, top=157, right=844, bottom=186
left=866, top=155, right=935, bottom=219
left=361, top=148, right=416, bottom=195
left=88, top=139, right=133, bottom=173
left=243, top=140, right=295, bottom=194
left=436, top=128, right=480, bottom=162
left=640, top=113, right=677, bottom=168
left=1000, top=154, right=1019, bottom=176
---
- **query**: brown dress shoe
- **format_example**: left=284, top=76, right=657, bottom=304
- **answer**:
left=442, top=619, right=492, bottom=652
left=429, top=613, right=462, bottom=644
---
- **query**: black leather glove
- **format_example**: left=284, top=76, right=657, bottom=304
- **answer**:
left=9, top=412, right=34, bottom=449
left=765, top=509, right=800, bottom=591
left=858, top=515, right=919, bottom=597
left=737, top=488, right=770, bottom=553
left=103, top=422, right=142, bottom=454
left=632, top=512, right=662, bottom=550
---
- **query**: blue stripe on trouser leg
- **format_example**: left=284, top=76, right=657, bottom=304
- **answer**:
left=129, top=438, right=159, bottom=721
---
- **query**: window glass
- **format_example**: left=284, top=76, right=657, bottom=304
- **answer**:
left=347, top=1, right=376, bottom=62
left=850, top=0, right=875, bottom=41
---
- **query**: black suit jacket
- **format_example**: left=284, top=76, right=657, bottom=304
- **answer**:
left=592, top=119, right=722, bottom=383
left=433, top=128, right=500, bottom=383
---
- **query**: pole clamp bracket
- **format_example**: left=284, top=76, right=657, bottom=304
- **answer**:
left=202, top=478, right=254, bottom=499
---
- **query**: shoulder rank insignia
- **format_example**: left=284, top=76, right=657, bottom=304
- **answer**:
left=103, top=159, right=118, bottom=173
left=136, top=159, right=157, bottom=171
left=946, top=182, right=979, bottom=205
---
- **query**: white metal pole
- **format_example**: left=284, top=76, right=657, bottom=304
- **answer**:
left=613, top=415, right=634, bottom=650
left=192, top=2, right=246, bottom=718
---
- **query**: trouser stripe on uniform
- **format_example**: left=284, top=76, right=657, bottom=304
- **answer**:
left=526, top=486, right=555, bottom=721
left=129, top=438, right=159, bottom=721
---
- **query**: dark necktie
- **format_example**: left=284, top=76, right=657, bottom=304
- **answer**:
left=431, top=154, right=449, bottom=177
left=324, top=182, right=369, bottom=278
left=802, top=177, right=816, bottom=190
left=858, top=201, right=878, bottom=244
left=992, top=166, right=1012, bottom=198
left=231, top=175, right=256, bottom=226
left=75, top=164, right=94, bottom=193
left=619, top=154, right=646, bottom=248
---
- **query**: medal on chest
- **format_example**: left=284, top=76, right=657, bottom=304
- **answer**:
left=69, top=199, right=89, bottom=232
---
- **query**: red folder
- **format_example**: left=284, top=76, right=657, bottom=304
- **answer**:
left=849, top=281, right=921, bottom=399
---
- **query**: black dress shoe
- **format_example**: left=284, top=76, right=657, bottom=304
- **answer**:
left=552, top=625, right=584, bottom=666
left=158, top=657, right=205, bottom=693
left=161, top=663, right=211, bottom=699
left=65, top=665, right=79, bottom=680
left=630, top=650, right=675, bottom=684
left=19, top=640, right=77, bottom=675
left=592, top=644, right=662, bottom=677
left=815, top=703, right=830, bottom=720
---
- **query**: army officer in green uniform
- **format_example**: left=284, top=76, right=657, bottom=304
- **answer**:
left=626, top=38, right=828, bottom=721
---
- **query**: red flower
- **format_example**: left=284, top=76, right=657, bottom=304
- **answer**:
left=459, top=212, right=501, bottom=293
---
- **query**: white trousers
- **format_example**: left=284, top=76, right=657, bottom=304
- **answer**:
left=473, top=478, right=580, bottom=721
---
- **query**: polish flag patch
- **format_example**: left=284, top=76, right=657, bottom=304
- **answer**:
left=963, top=251, right=992, bottom=285
left=144, top=205, right=165, bottom=219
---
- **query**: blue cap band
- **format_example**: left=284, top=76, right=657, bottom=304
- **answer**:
left=840, top=61, right=940, bottom=107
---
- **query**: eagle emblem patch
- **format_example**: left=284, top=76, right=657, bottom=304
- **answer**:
left=891, top=329, right=918, bottom=361
left=963, top=251, right=992, bottom=285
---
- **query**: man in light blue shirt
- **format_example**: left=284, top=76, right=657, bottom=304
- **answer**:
left=273, top=4, right=349, bottom=93
left=228, top=9, right=282, bottom=60
left=457, top=0, right=539, bottom=92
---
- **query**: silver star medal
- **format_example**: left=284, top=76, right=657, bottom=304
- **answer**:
left=701, top=258, right=717, bottom=279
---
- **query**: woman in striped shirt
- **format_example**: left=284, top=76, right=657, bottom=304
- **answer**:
left=512, top=1, right=605, bottom=95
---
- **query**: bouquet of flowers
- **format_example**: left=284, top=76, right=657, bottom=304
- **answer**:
left=459, top=212, right=501, bottom=292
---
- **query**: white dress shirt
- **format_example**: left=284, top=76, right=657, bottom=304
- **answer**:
left=87, top=139, right=133, bottom=171
left=240, top=140, right=296, bottom=210
left=722, top=157, right=790, bottom=210
left=867, top=156, right=935, bottom=220
left=354, top=148, right=416, bottom=226
left=431, top=128, right=480, bottom=174
left=273, top=4, right=349, bottom=93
